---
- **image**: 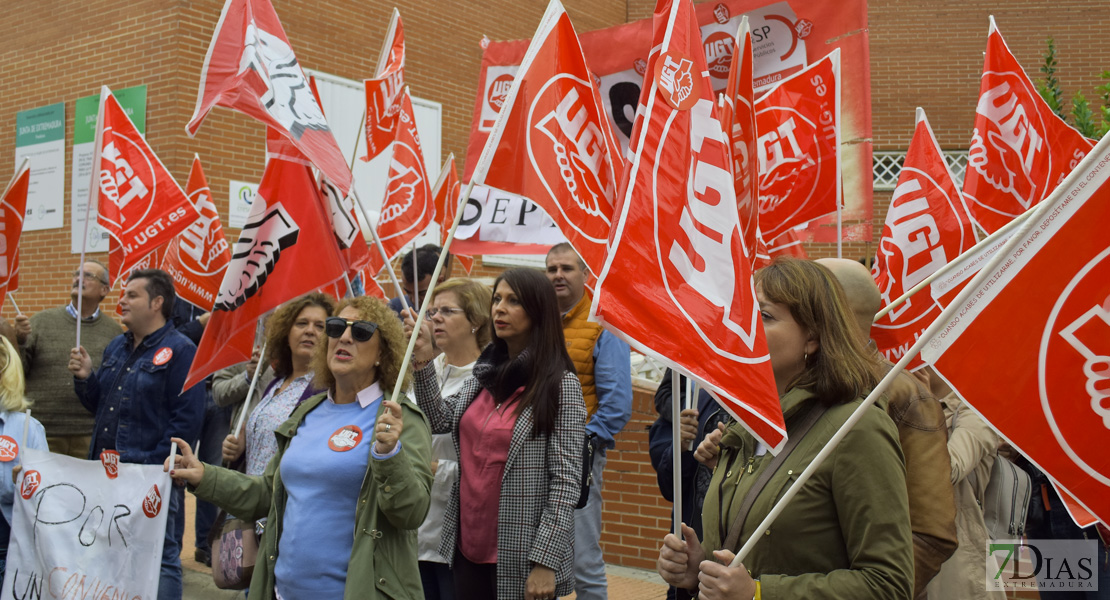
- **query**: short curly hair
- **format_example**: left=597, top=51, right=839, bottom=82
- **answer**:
left=264, top=292, right=337, bottom=379
left=431, top=278, right=492, bottom=348
left=312, top=295, right=411, bottom=394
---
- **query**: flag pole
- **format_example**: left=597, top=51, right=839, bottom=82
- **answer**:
left=351, top=187, right=410, bottom=311
left=873, top=202, right=1036, bottom=322
left=231, top=340, right=268, bottom=439
left=730, top=131, right=1096, bottom=567
left=76, top=87, right=110, bottom=351
left=671, top=371, right=683, bottom=538
left=7, top=293, right=21, bottom=316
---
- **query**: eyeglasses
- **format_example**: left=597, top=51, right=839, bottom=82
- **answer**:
left=73, top=270, right=109, bottom=286
left=425, top=307, right=465, bottom=318
left=324, top=317, right=379, bottom=342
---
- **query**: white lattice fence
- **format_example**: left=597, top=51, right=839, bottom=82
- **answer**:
left=873, top=150, right=968, bottom=190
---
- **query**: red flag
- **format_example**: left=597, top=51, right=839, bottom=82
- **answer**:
left=593, top=0, right=783, bottom=451
left=363, top=9, right=405, bottom=163
left=185, top=157, right=346, bottom=389
left=718, top=17, right=763, bottom=268
left=431, top=156, right=474, bottom=274
left=754, top=50, right=841, bottom=241
left=922, top=133, right=1110, bottom=525
left=160, top=156, right=232, bottom=311
left=94, top=87, right=199, bottom=285
left=962, top=17, right=1093, bottom=234
left=475, top=0, right=625, bottom=278
left=764, top=229, right=807, bottom=261
left=0, top=161, right=30, bottom=305
left=366, top=89, right=433, bottom=276
left=871, top=110, right=979, bottom=370
left=187, top=0, right=352, bottom=195
left=114, top=247, right=167, bottom=315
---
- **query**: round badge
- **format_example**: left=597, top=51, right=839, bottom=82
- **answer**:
left=328, top=425, right=363, bottom=452
left=153, top=347, right=173, bottom=366
left=20, top=470, right=40, bottom=500
left=654, top=51, right=701, bottom=111
left=0, top=435, right=18, bottom=462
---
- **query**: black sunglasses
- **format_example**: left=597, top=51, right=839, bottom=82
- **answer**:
left=324, top=317, right=379, bottom=342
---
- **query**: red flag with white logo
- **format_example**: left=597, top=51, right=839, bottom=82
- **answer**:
left=718, top=17, right=763, bottom=269
left=187, top=0, right=352, bottom=195
left=962, top=17, right=1093, bottom=235
left=474, top=1, right=625, bottom=279
left=763, top=229, right=807, bottom=262
left=872, top=110, right=979, bottom=371
left=922, top=133, right=1110, bottom=525
left=93, top=87, right=199, bottom=286
left=593, top=0, right=783, bottom=451
left=363, top=10, right=406, bottom=163
left=366, top=89, right=433, bottom=277
left=431, top=155, right=474, bottom=274
left=185, top=157, right=346, bottom=389
left=754, top=50, right=841, bottom=242
left=160, top=156, right=232, bottom=311
left=0, top=161, right=30, bottom=306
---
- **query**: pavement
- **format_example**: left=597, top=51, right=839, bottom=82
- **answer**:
left=180, top=495, right=669, bottom=600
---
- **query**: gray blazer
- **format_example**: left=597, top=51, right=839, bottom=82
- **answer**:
left=413, top=364, right=586, bottom=599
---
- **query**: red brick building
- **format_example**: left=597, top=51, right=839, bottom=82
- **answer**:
left=3, top=0, right=1107, bottom=575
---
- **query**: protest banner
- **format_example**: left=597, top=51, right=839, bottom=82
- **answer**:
left=2, top=449, right=170, bottom=600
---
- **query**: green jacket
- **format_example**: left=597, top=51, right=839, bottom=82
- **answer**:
left=701, top=388, right=914, bottom=600
left=193, top=390, right=433, bottom=600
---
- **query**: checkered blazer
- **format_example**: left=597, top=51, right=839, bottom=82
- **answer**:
left=413, top=364, right=586, bottom=599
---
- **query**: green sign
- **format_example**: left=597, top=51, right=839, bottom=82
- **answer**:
left=73, top=85, right=147, bottom=144
left=15, top=103, right=65, bottom=147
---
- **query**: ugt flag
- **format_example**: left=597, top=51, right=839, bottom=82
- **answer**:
left=962, top=17, right=1093, bottom=234
left=94, top=86, right=198, bottom=285
left=185, top=157, right=346, bottom=389
left=2, top=449, right=170, bottom=600
left=431, top=155, right=474, bottom=274
left=476, top=0, right=625, bottom=278
left=922, top=132, right=1110, bottom=525
left=872, top=109, right=979, bottom=371
left=363, top=9, right=406, bottom=162
left=187, top=0, right=352, bottom=195
left=160, top=156, right=232, bottom=312
left=718, top=17, right=763, bottom=269
left=593, top=0, right=783, bottom=451
left=754, top=50, right=841, bottom=242
left=0, top=161, right=30, bottom=306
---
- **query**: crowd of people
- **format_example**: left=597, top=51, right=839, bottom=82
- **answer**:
left=0, top=247, right=1105, bottom=600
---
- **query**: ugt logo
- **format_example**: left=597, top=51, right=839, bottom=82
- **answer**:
left=99, top=132, right=155, bottom=232
left=968, top=76, right=1047, bottom=214
left=178, top=187, right=229, bottom=275
left=655, top=52, right=698, bottom=111
left=989, top=540, right=1097, bottom=591
left=239, top=22, right=329, bottom=139
left=215, top=201, right=300, bottom=312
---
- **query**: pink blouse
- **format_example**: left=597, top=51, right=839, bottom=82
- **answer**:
left=458, top=387, right=522, bottom=564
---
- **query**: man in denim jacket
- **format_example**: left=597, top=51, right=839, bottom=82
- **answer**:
left=69, top=268, right=205, bottom=600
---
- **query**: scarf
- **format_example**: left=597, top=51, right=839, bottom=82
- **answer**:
left=472, top=343, right=530, bottom=405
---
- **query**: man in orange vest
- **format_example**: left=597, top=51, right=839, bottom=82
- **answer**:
left=546, top=243, right=632, bottom=600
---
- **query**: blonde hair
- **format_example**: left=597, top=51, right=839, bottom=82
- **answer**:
left=431, top=278, right=492, bottom=348
left=0, top=336, right=29, bottom=412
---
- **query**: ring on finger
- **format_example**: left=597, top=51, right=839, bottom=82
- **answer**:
left=384, top=423, right=391, bottom=432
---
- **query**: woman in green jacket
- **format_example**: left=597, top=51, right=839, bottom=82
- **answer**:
left=168, top=296, right=433, bottom=600
left=657, top=258, right=914, bottom=600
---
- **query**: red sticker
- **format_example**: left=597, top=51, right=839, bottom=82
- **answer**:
left=153, top=347, right=173, bottom=366
left=0, top=435, right=18, bottom=462
left=142, top=484, right=162, bottom=518
left=20, top=470, right=40, bottom=500
left=654, top=51, right=700, bottom=111
left=328, top=425, right=363, bottom=452
left=101, top=449, right=120, bottom=479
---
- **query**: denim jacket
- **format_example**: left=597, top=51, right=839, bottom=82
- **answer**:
left=75, top=321, right=205, bottom=465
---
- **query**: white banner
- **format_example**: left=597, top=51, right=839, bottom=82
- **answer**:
left=2, top=449, right=170, bottom=600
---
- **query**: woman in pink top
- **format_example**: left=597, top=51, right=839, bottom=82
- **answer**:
left=407, top=268, right=586, bottom=600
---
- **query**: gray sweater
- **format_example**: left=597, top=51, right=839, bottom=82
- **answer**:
left=21, top=307, right=122, bottom=437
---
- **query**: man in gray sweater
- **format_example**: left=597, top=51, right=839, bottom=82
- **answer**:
left=15, top=260, right=122, bottom=458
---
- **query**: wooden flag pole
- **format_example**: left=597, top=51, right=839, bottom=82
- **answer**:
left=730, top=133, right=1089, bottom=567
left=873, top=203, right=1036, bottom=322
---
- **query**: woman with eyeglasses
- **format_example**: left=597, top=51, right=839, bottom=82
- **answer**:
left=405, top=268, right=586, bottom=600
left=409, top=279, right=490, bottom=600
left=168, top=296, right=433, bottom=600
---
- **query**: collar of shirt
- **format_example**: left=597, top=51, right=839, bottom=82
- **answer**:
left=66, top=303, right=101, bottom=322
left=326, top=381, right=384, bottom=409
left=123, top=320, right=175, bottom=350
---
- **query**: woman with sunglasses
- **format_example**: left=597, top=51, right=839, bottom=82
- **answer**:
left=406, top=268, right=586, bottom=600
left=410, top=279, right=490, bottom=600
left=168, top=296, right=433, bottom=600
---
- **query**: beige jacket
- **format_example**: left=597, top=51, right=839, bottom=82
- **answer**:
left=926, top=394, right=1006, bottom=600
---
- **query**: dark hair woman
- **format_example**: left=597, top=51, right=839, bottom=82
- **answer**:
left=405, top=268, right=586, bottom=600
left=658, top=258, right=914, bottom=600
left=168, top=296, right=433, bottom=600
